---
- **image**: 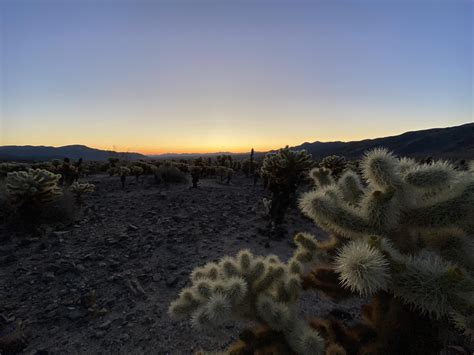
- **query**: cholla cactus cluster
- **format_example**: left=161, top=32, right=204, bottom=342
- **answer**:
left=261, top=146, right=313, bottom=190
left=69, top=182, right=95, bottom=202
left=171, top=149, right=474, bottom=353
left=301, top=148, right=474, bottom=332
left=169, top=233, right=325, bottom=354
left=5, top=168, right=62, bottom=207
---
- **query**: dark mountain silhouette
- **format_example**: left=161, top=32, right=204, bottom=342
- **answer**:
left=1, top=123, right=472, bottom=162
left=0, top=145, right=147, bottom=162
left=292, top=123, right=474, bottom=160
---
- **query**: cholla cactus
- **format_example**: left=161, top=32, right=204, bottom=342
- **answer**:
left=69, top=182, right=95, bottom=203
left=118, top=166, right=130, bottom=189
left=171, top=149, right=474, bottom=352
left=169, top=233, right=325, bottom=354
left=6, top=168, right=62, bottom=208
left=300, top=148, right=474, bottom=330
left=130, top=165, right=144, bottom=182
left=261, top=146, right=314, bottom=225
left=320, top=155, right=347, bottom=178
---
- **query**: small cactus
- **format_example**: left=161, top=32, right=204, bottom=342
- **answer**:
left=69, top=182, right=95, bottom=204
left=169, top=234, right=325, bottom=354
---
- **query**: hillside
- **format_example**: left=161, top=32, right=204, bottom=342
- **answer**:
left=0, top=145, right=147, bottom=162
left=2, top=123, right=473, bottom=162
left=293, top=123, right=474, bottom=160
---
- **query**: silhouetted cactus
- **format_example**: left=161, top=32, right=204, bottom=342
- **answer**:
left=118, top=166, right=130, bottom=189
left=190, top=166, right=201, bottom=188
left=261, top=146, right=313, bottom=225
left=319, top=155, right=347, bottom=178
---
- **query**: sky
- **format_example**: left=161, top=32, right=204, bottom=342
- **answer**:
left=0, top=0, right=472, bottom=154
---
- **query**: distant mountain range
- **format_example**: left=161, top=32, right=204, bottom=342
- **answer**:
left=0, top=145, right=147, bottom=162
left=1, top=123, right=473, bottom=162
left=292, top=123, right=474, bottom=160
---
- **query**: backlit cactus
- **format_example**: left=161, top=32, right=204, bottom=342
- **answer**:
left=320, top=155, right=347, bottom=178
left=300, top=148, right=474, bottom=335
left=169, top=234, right=325, bottom=354
left=5, top=168, right=62, bottom=208
left=171, top=148, right=474, bottom=353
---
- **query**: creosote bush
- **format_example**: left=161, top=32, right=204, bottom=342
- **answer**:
left=170, top=148, right=474, bottom=354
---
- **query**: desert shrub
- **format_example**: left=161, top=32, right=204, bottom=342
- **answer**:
left=156, top=164, right=187, bottom=184
left=260, top=146, right=314, bottom=225
left=170, top=148, right=474, bottom=354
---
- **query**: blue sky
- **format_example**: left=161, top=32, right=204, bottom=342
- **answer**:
left=1, top=0, right=472, bottom=153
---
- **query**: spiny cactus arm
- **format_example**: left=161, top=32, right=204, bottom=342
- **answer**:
left=336, top=170, right=365, bottom=205
left=359, top=188, right=400, bottom=232
left=361, top=148, right=401, bottom=191
left=418, top=229, right=474, bottom=272
left=450, top=311, right=474, bottom=338
left=405, top=179, right=474, bottom=233
left=299, top=188, right=375, bottom=239
left=256, top=295, right=325, bottom=355
left=402, top=161, right=456, bottom=191
left=389, top=251, right=474, bottom=319
left=310, top=167, right=335, bottom=189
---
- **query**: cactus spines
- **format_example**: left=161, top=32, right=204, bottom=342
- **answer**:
left=6, top=168, right=62, bottom=208
left=310, top=167, right=335, bottom=189
left=334, top=240, right=390, bottom=296
left=169, top=240, right=323, bottom=354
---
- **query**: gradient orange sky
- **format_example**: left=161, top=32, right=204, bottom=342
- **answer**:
left=1, top=1, right=472, bottom=154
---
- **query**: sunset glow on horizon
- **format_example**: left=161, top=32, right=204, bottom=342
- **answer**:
left=1, top=0, right=472, bottom=154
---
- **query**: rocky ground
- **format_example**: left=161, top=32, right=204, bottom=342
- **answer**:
left=0, top=174, right=366, bottom=354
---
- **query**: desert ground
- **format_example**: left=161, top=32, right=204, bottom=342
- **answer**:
left=0, top=173, right=365, bottom=354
